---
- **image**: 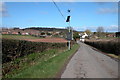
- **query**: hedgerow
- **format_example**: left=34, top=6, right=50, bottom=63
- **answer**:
left=85, top=40, right=120, bottom=55
left=2, top=39, right=67, bottom=63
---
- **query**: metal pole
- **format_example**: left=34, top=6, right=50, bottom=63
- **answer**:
left=72, top=27, right=73, bottom=40
left=68, top=40, right=70, bottom=50
left=67, top=9, right=71, bottom=50
left=68, top=22, right=70, bottom=50
left=68, top=20, right=71, bottom=50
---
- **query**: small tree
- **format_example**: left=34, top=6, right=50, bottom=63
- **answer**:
left=13, top=27, right=19, bottom=30
left=18, top=32, right=21, bottom=35
left=85, top=29, right=91, bottom=35
left=46, top=32, right=52, bottom=36
left=73, top=32, right=79, bottom=41
left=41, top=32, right=45, bottom=35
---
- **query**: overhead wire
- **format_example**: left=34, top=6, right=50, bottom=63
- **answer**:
left=51, top=0, right=72, bottom=29
left=51, top=0, right=73, bottom=41
left=51, top=0, right=66, bottom=21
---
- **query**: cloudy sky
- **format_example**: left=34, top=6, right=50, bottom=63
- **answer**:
left=1, top=2, right=118, bottom=32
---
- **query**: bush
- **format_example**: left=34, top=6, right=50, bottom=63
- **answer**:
left=2, top=39, right=67, bottom=63
left=85, top=40, right=120, bottom=55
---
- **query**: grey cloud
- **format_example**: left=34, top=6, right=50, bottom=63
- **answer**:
left=97, top=8, right=118, bottom=14
left=95, top=2, right=112, bottom=5
left=73, top=26, right=87, bottom=31
left=73, top=25, right=118, bottom=32
left=105, top=25, right=118, bottom=31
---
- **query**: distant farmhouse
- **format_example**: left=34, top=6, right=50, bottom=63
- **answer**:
left=116, top=32, right=120, bottom=37
left=106, top=33, right=115, bottom=37
left=79, top=32, right=88, bottom=42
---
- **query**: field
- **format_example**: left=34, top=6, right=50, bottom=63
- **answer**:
left=25, top=38, right=68, bottom=43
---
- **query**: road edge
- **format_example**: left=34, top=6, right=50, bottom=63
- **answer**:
left=84, top=43, right=119, bottom=62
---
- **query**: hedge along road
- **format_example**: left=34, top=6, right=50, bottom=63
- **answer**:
left=61, top=41, right=118, bottom=78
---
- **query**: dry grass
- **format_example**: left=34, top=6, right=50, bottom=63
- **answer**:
left=107, top=54, right=120, bottom=59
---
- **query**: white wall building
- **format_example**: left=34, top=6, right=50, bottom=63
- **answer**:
left=79, top=32, right=88, bottom=42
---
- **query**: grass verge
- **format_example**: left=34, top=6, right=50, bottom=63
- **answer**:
left=4, top=43, right=79, bottom=78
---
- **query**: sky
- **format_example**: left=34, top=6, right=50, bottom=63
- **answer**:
left=1, top=2, right=119, bottom=32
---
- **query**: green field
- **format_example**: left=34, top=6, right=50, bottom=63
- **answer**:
left=2, top=34, right=41, bottom=39
left=4, top=43, right=79, bottom=78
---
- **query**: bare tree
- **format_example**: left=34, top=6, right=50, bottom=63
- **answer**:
left=96, top=27, right=104, bottom=37
left=97, top=27, right=104, bottom=33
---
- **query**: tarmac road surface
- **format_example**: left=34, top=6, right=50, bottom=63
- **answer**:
left=61, top=41, right=118, bottom=78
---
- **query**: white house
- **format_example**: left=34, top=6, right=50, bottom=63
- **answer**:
left=22, top=32, right=29, bottom=35
left=79, top=32, right=88, bottom=42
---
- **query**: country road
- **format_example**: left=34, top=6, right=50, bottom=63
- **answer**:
left=61, top=41, right=118, bottom=78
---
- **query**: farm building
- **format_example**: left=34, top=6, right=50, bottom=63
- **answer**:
left=116, top=32, right=120, bottom=37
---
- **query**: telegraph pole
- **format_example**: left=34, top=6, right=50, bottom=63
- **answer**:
left=52, top=0, right=72, bottom=50
left=66, top=9, right=71, bottom=50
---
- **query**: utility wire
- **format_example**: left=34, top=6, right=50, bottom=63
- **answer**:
left=51, top=0, right=66, bottom=21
